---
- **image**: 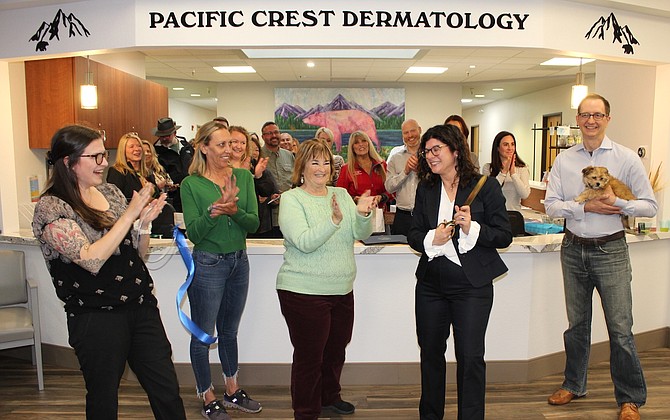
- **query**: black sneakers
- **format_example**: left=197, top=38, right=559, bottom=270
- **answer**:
left=322, top=399, right=356, bottom=415
left=222, top=388, right=263, bottom=413
left=201, top=400, right=231, bottom=420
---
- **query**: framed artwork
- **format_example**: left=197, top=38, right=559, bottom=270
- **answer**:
left=274, top=87, right=405, bottom=159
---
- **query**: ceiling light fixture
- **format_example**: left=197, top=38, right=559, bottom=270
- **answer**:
left=306, top=61, right=315, bottom=68
left=80, top=55, right=97, bottom=109
left=190, top=93, right=201, bottom=97
left=541, top=57, right=595, bottom=66
left=406, top=66, right=447, bottom=74
left=213, top=66, right=256, bottom=73
left=242, top=48, right=419, bottom=59
left=172, top=87, right=185, bottom=91
left=571, top=58, right=588, bottom=109
left=475, top=94, right=485, bottom=98
left=492, top=88, right=504, bottom=92
left=461, top=98, right=473, bottom=103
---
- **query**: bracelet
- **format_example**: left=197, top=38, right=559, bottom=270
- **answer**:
left=139, top=222, right=152, bottom=235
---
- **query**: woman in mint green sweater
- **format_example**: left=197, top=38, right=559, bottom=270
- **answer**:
left=277, top=139, right=376, bottom=420
left=180, top=120, right=261, bottom=419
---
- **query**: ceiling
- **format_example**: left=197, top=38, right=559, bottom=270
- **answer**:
left=144, top=47, right=599, bottom=111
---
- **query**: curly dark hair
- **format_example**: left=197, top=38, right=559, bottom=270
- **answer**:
left=417, top=124, right=478, bottom=187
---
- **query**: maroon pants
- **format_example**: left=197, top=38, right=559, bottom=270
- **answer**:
left=277, top=290, right=354, bottom=420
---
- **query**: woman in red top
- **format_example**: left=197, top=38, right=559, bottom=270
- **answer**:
left=337, top=130, right=392, bottom=208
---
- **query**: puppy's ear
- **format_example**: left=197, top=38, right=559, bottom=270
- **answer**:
left=602, top=167, right=610, bottom=175
left=582, top=166, right=593, bottom=175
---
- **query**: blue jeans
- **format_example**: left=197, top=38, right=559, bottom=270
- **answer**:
left=188, top=249, right=250, bottom=395
left=560, top=235, right=646, bottom=406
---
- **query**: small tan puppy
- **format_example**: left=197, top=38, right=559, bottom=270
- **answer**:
left=574, top=166, right=636, bottom=203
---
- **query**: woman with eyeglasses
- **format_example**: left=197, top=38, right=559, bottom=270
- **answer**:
left=407, top=124, right=512, bottom=420
left=482, top=131, right=530, bottom=211
left=106, top=132, right=154, bottom=202
left=32, top=125, right=185, bottom=419
left=180, top=121, right=262, bottom=419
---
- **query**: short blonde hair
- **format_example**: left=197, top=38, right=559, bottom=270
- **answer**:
left=189, top=121, right=229, bottom=176
left=292, top=139, right=334, bottom=187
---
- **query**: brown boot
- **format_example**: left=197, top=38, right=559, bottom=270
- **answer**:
left=619, top=403, right=640, bottom=420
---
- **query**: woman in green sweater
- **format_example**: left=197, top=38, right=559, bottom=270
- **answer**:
left=180, top=120, right=261, bottom=420
left=277, top=139, right=376, bottom=420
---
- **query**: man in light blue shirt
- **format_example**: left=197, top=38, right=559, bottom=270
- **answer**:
left=544, top=94, right=656, bottom=420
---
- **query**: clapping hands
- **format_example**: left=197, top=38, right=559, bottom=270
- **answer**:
left=356, top=190, right=377, bottom=216
left=209, top=174, right=240, bottom=217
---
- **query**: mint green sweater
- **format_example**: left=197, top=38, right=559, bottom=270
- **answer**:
left=277, top=186, right=373, bottom=295
left=180, top=168, right=259, bottom=254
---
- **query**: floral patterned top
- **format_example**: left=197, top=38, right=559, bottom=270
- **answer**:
left=32, top=183, right=157, bottom=316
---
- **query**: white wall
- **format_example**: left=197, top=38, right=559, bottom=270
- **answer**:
left=463, top=77, right=594, bottom=181
left=168, top=99, right=216, bottom=142
left=213, top=81, right=461, bottom=138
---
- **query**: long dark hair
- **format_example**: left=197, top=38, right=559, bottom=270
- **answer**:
left=488, top=131, right=527, bottom=176
left=418, top=124, right=478, bottom=187
left=42, top=125, right=115, bottom=230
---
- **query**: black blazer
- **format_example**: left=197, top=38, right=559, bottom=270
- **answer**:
left=408, top=176, right=512, bottom=288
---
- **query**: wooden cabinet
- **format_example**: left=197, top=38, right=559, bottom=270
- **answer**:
left=25, top=57, right=168, bottom=149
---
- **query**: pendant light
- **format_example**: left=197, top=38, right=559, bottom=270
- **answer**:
left=80, top=55, right=98, bottom=109
left=570, top=58, right=588, bottom=109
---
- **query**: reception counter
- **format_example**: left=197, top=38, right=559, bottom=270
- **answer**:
left=2, top=230, right=669, bottom=385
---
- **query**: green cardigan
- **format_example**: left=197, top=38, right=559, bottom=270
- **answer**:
left=180, top=168, right=259, bottom=254
left=277, top=186, right=373, bottom=295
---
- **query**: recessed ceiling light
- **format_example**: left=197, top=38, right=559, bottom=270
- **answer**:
left=474, top=94, right=485, bottom=98
left=213, top=66, right=256, bottom=73
left=243, top=49, right=419, bottom=59
left=406, top=66, right=447, bottom=74
left=172, top=87, right=184, bottom=91
left=307, top=61, right=315, bottom=68
left=540, top=58, right=595, bottom=66
left=461, top=98, right=473, bottom=103
left=469, top=65, right=476, bottom=69
left=190, top=93, right=201, bottom=97
left=492, top=88, right=504, bottom=92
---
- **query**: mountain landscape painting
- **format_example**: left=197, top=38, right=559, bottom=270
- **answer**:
left=274, top=87, right=405, bottom=158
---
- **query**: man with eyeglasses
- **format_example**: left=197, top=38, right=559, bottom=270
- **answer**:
left=259, top=121, right=295, bottom=238
left=385, top=119, right=422, bottom=236
left=153, top=117, right=190, bottom=211
left=544, top=94, right=656, bottom=420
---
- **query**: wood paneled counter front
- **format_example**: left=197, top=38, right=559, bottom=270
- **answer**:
left=2, top=231, right=669, bottom=386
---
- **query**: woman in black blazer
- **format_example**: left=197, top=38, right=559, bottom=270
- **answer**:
left=407, top=124, right=512, bottom=420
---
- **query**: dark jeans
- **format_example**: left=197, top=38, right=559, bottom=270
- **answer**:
left=415, top=258, right=493, bottom=420
left=67, top=305, right=186, bottom=420
left=278, top=290, right=354, bottom=420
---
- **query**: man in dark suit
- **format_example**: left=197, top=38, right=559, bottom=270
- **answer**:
left=407, top=124, right=512, bottom=420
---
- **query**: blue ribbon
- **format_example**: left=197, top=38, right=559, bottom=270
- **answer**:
left=173, top=226, right=217, bottom=345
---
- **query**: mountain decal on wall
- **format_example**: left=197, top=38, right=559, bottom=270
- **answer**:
left=585, top=12, right=639, bottom=54
left=29, top=8, right=90, bottom=52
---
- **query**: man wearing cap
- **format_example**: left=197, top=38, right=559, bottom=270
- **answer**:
left=153, top=117, right=190, bottom=211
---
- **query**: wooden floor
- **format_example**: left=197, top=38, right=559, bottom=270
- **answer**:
left=2, top=348, right=670, bottom=419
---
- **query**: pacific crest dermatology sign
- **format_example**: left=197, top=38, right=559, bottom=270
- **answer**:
left=136, top=2, right=542, bottom=47
left=148, top=9, right=530, bottom=30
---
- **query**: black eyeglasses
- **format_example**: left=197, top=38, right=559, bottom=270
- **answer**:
left=421, top=144, right=447, bottom=157
left=577, top=112, right=608, bottom=121
left=262, top=130, right=280, bottom=136
left=80, top=151, right=109, bottom=165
